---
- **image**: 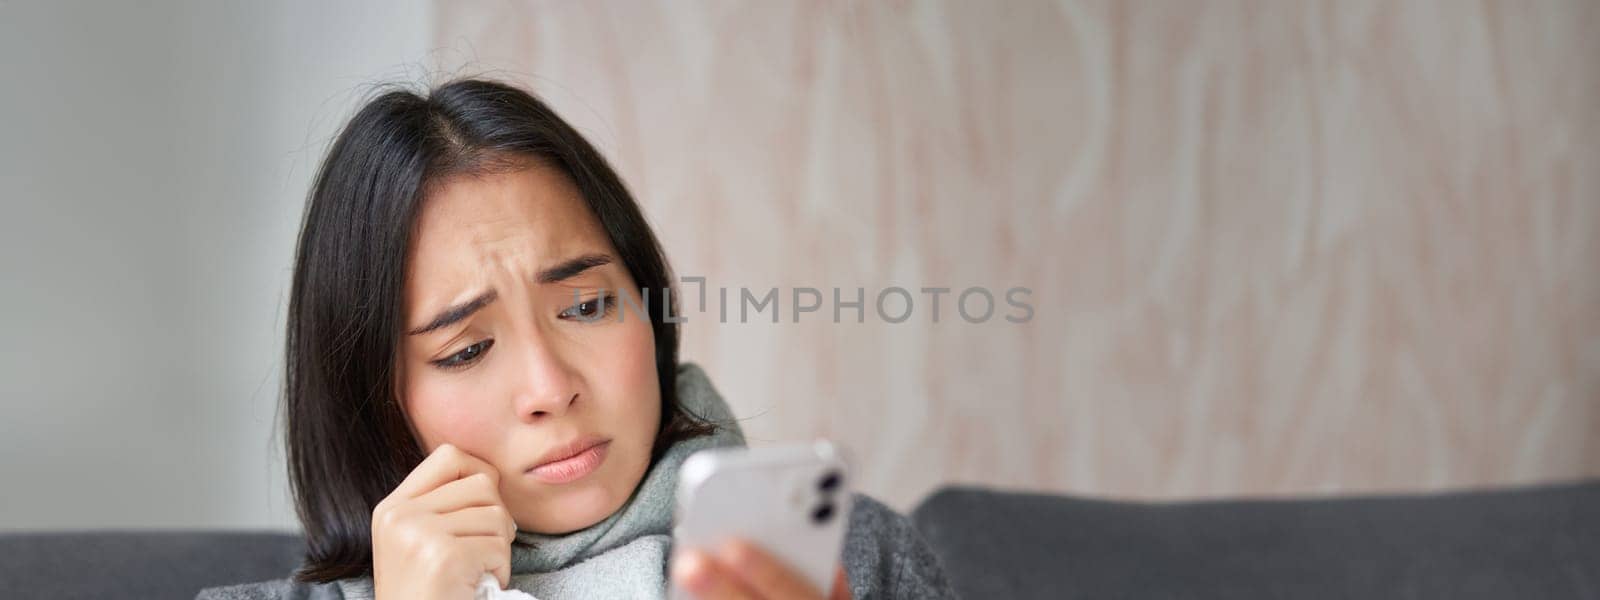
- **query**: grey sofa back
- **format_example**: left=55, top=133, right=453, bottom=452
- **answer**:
left=911, top=480, right=1600, bottom=599
left=0, top=531, right=301, bottom=598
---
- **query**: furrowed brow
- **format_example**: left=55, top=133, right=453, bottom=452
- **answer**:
left=536, top=253, right=613, bottom=284
left=406, top=290, right=497, bottom=336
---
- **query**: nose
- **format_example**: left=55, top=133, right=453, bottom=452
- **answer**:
left=510, top=328, right=580, bottom=422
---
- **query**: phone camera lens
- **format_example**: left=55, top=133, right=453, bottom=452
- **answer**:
left=817, top=470, right=842, bottom=492
left=811, top=502, right=836, bottom=525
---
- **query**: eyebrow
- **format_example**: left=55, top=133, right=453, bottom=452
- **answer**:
left=536, top=253, right=613, bottom=284
left=406, top=253, right=615, bottom=336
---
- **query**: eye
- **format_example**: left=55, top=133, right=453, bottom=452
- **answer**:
left=558, top=292, right=614, bottom=321
left=431, top=339, right=494, bottom=370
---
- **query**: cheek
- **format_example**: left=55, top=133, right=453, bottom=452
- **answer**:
left=405, top=378, right=501, bottom=455
left=616, top=319, right=662, bottom=434
left=614, top=322, right=656, bottom=382
left=581, top=314, right=661, bottom=437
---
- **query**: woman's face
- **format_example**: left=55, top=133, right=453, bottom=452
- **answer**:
left=399, top=162, right=661, bottom=534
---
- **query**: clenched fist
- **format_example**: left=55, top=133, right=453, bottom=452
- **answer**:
left=371, top=444, right=518, bottom=600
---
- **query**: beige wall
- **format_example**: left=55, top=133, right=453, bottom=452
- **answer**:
left=432, top=1, right=1600, bottom=510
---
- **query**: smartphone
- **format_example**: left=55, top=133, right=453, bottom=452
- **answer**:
left=670, top=440, right=852, bottom=598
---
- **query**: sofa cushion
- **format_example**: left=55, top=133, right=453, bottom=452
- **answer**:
left=0, top=530, right=301, bottom=598
left=912, top=480, right=1600, bottom=599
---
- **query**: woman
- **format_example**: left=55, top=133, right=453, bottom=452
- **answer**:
left=197, top=79, right=954, bottom=600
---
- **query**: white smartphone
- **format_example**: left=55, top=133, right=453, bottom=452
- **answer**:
left=670, top=440, right=853, bottom=598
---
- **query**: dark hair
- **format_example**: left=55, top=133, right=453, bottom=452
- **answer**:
left=284, top=79, right=712, bottom=583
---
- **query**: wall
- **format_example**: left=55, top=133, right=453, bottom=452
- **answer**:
left=431, top=0, right=1600, bottom=509
left=0, top=0, right=431, bottom=529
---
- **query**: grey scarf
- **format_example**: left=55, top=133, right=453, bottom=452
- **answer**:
left=338, top=363, right=746, bottom=599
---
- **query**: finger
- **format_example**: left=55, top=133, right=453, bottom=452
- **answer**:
left=717, top=539, right=823, bottom=599
left=415, top=471, right=502, bottom=514
left=440, top=505, right=517, bottom=541
left=829, top=566, right=851, bottom=600
left=672, top=549, right=758, bottom=600
left=460, top=534, right=512, bottom=589
left=391, top=444, right=500, bottom=499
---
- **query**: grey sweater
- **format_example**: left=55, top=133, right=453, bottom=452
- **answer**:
left=196, top=493, right=955, bottom=599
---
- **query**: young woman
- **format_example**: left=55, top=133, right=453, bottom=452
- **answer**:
left=197, top=79, right=954, bottom=600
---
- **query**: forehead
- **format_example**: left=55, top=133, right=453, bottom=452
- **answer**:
left=405, top=164, right=611, bottom=303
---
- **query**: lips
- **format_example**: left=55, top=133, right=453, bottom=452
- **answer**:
left=526, top=436, right=610, bottom=484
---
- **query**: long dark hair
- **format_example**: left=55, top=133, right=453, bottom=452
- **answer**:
left=284, top=79, right=711, bottom=583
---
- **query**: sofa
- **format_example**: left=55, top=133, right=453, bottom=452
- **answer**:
left=3, top=480, right=1596, bottom=598
left=913, top=480, right=1600, bottom=599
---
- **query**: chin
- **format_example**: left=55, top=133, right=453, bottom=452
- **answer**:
left=515, top=473, right=632, bottom=534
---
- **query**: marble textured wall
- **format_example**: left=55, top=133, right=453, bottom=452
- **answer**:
left=431, top=1, right=1600, bottom=509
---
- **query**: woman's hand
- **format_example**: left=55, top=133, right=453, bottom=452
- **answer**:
left=672, top=540, right=851, bottom=600
left=371, top=444, right=518, bottom=600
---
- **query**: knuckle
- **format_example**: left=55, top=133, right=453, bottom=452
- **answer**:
left=471, top=472, right=498, bottom=494
left=491, top=506, right=516, bottom=538
left=371, top=503, right=398, bottom=530
left=477, top=466, right=500, bottom=485
left=422, top=444, right=458, bottom=468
